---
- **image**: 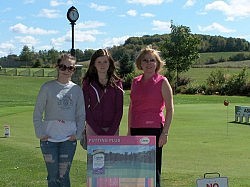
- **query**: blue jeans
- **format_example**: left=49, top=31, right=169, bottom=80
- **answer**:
left=40, top=140, right=77, bottom=187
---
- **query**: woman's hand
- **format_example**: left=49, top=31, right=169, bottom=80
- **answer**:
left=158, top=133, right=168, bottom=147
left=68, top=135, right=76, bottom=141
left=40, top=135, right=50, bottom=141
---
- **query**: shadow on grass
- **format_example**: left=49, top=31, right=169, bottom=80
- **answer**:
left=229, top=121, right=250, bottom=126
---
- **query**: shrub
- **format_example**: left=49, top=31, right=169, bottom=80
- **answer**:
left=240, top=83, right=250, bottom=96
left=122, top=71, right=142, bottom=90
left=229, top=53, right=246, bottom=61
left=179, top=83, right=206, bottom=94
left=206, top=69, right=226, bottom=94
left=223, top=67, right=248, bottom=95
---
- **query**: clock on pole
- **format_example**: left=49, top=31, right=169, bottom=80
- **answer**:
left=67, top=6, right=79, bottom=56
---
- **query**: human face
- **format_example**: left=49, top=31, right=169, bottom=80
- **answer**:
left=141, top=53, right=157, bottom=74
left=94, top=56, right=110, bottom=74
left=58, top=59, right=75, bottom=78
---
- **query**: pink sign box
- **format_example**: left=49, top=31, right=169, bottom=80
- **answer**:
left=87, top=136, right=156, bottom=187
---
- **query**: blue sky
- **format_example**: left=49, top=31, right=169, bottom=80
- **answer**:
left=1, top=0, right=250, bottom=57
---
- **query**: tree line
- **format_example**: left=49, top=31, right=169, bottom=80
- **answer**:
left=1, top=31, right=249, bottom=69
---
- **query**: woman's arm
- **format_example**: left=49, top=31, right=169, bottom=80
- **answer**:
left=75, top=87, right=85, bottom=140
left=127, top=80, right=135, bottom=136
left=158, top=78, right=174, bottom=147
left=33, top=84, right=48, bottom=139
left=127, top=102, right=132, bottom=135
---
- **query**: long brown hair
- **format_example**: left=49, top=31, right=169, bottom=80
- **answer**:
left=83, top=49, right=121, bottom=87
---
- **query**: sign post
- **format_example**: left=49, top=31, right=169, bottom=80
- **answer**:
left=196, top=172, right=228, bottom=187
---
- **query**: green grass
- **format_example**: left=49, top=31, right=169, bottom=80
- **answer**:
left=0, top=75, right=250, bottom=186
left=182, top=67, right=250, bottom=84
left=196, top=51, right=250, bottom=64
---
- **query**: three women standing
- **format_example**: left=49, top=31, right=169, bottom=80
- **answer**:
left=33, top=47, right=173, bottom=187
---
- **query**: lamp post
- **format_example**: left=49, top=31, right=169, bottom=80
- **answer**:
left=67, top=6, right=83, bottom=86
left=67, top=6, right=79, bottom=57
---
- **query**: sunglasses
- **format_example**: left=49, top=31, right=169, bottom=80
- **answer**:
left=58, top=64, right=76, bottom=71
left=142, top=58, right=156, bottom=63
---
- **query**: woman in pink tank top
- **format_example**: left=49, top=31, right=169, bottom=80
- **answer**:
left=127, top=46, right=174, bottom=187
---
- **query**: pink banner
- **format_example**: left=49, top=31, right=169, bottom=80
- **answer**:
left=87, top=136, right=156, bottom=145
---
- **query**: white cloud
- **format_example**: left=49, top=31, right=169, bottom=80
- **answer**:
left=24, top=0, right=35, bottom=4
left=127, top=0, right=164, bottom=6
left=10, top=23, right=58, bottom=35
left=2, top=7, right=12, bottom=13
left=50, top=0, right=63, bottom=7
left=184, top=0, right=196, bottom=8
left=51, top=29, right=103, bottom=47
left=0, top=50, right=6, bottom=57
left=205, top=0, right=250, bottom=21
left=0, top=42, right=15, bottom=50
left=198, top=22, right=236, bottom=33
left=237, top=34, right=250, bottom=41
left=127, top=9, right=137, bottom=16
left=15, top=36, right=38, bottom=46
left=50, top=0, right=73, bottom=7
left=51, top=36, right=66, bottom=47
left=49, top=20, right=106, bottom=49
left=103, top=36, right=130, bottom=48
left=89, top=3, right=115, bottom=11
left=118, top=14, right=126, bottom=17
left=0, top=41, right=17, bottom=57
left=16, top=16, right=24, bottom=20
left=78, top=21, right=105, bottom=29
left=75, top=30, right=103, bottom=42
left=141, top=13, right=155, bottom=17
left=152, top=20, right=171, bottom=32
left=38, top=9, right=61, bottom=18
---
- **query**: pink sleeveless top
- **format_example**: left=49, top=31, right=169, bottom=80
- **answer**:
left=130, top=73, right=165, bottom=128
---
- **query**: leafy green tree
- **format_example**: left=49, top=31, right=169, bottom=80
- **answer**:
left=19, top=45, right=35, bottom=67
left=225, top=37, right=236, bottom=51
left=82, top=49, right=95, bottom=61
left=224, top=67, right=248, bottom=95
left=160, top=21, right=200, bottom=92
left=118, top=53, right=134, bottom=77
left=47, top=48, right=59, bottom=65
left=206, top=69, right=226, bottom=94
left=75, top=49, right=84, bottom=62
left=110, top=46, right=126, bottom=61
left=33, top=58, right=41, bottom=68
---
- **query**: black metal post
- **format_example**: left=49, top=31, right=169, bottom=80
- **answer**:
left=70, top=22, right=75, bottom=57
left=67, top=6, right=78, bottom=57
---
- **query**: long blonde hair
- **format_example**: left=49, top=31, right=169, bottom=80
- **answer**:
left=135, top=46, right=164, bottom=73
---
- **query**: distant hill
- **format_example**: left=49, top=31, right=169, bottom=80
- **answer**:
left=108, top=34, right=250, bottom=66
left=123, top=34, right=250, bottom=53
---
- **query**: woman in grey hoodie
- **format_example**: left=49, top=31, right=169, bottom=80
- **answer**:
left=33, top=53, right=85, bottom=187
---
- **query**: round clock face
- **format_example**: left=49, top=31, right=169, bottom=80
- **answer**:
left=68, top=10, right=79, bottom=22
